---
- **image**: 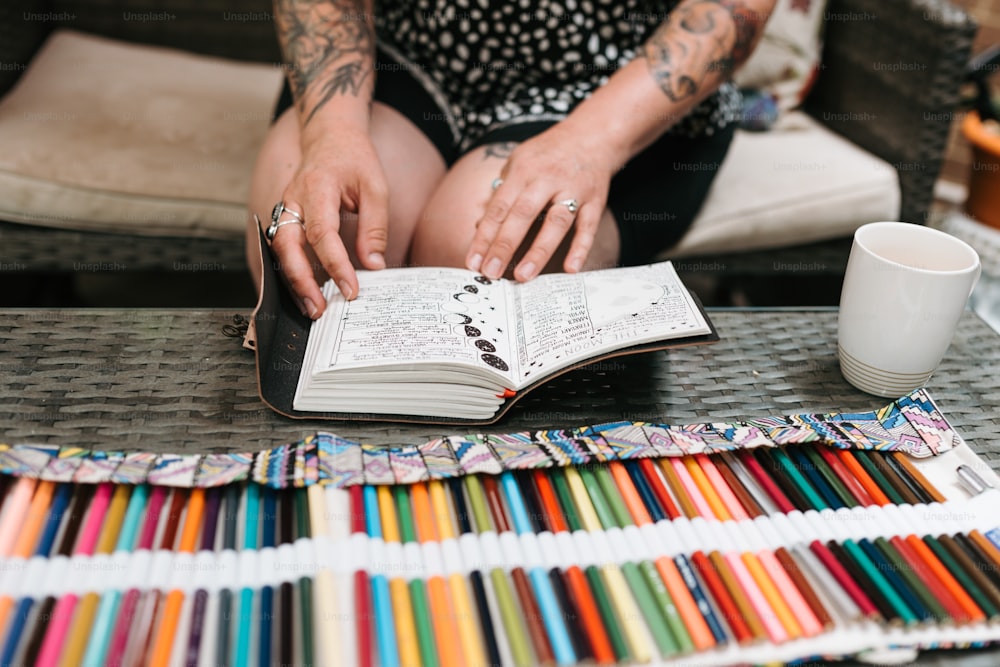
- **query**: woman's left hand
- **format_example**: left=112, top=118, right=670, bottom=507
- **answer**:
left=466, top=121, right=620, bottom=281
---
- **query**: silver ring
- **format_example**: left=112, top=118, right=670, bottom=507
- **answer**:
left=558, top=198, right=579, bottom=215
left=266, top=201, right=304, bottom=240
left=491, top=177, right=503, bottom=191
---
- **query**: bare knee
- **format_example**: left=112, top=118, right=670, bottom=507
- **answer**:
left=410, top=203, right=479, bottom=268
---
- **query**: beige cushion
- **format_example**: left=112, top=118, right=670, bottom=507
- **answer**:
left=665, top=112, right=901, bottom=258
left=734, top=0, right=829, bottom=112
left=0, top=30, right=282, bottom=237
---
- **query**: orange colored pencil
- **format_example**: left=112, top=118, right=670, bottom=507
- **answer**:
left=608, top=462, right=650, bottom=525
left=905, top=534, right=983, bottom=623
left=411, top=482, right=462, bottom=667
left=836, top=450, right=891, bottom=506
left=12, top=480, right=55, bottom=557
left=148, top=488, right=205, bottom=667
left=683, top=458, right=729, bottom=521
left=428, top=480, right=487, bottom=666
left=891, top=453, right=947, bottom=503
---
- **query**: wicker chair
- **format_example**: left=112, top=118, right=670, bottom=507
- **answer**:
left=0, top=0, right=978, bottom=306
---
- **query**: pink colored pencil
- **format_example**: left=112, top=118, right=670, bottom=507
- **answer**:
left=0, top=477, right=37, bottom=556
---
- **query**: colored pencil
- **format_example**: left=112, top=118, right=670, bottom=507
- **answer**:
left=349, top=485, right=373, bottom=667
left=662, top=456, right=787, bottom=643
left=276, top=489, right=295, bottom=667
left=688, top=454, right=820, bottom=638
left=714, top=454, right=832, bottom=633
left=215, top=483, right=241, bottom=667
left=293, top=488, right=315, bottom=667
left=527, top=469, right=609, bottom=663
left=394, top=484, right=441, bottom=667
left=364, top=484, right=401, bottom=667
left=608, top=462, right=712, bottom=652
left=378, top=483, right=423, bottom=667
left=464, top=474, right=533, bottom=667
left=565, top=466, right=653, bottom=662
left=501, top=471, right=576, bottom=665
left=950, top=533, right=1000, bottom=614
left=837, top=450, right=892, bottom=506
left=448, top=477, right=504, bottom=667
left=482, top=473, right=555, bottom=666
left=412, top=481, right=463, bottom=667
left=34, top=484, right=104, bottom=667
left=148, top=487, right=205, bottom=667
left=307, top=483, right=346, bottom=667
left=549, top=467, right=630, bottom=662
left=58, top=484, right=130, bottom=667
left=428, top=479, right=488, bottom=667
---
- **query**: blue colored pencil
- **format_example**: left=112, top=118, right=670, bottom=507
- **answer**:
left=364, top=484, right=400, bottom=667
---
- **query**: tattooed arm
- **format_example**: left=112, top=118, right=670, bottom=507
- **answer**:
left=274, top=0, right=375, bottom=127
left=466, top=0, right=774, bottom=280
left=563, top=0, right=775, bottom=168
left=644, top=0, right=769, bottom=104
left=265, top=0, right=387, bottom=310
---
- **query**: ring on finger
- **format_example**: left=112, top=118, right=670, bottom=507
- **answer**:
left=557, top=198, right=579, bottom=215
left=266, top=201, right=305, bottom=240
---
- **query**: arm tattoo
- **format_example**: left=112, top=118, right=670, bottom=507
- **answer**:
left=274, top=0, right=375, bottom=124
left=643, top=0, right=768, bottom=102
left=483, top=142, right=517, bottom=160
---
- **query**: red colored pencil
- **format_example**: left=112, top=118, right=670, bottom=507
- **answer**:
left=737, top=451, right=797, bottom=514
left=349, top=485, right=374, bottom=667
left=809, top=540, right=882, bottom=621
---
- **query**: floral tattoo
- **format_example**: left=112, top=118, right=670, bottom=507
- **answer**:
left=643, top=0, right=768, bottom=102
left=274, top=0, right=375, bottom=123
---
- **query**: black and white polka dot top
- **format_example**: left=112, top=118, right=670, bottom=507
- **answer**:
left=374, top=0, right=740, bottom=152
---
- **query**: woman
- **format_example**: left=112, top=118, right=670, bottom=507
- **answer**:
left=248, top=0, right=775, bottom=318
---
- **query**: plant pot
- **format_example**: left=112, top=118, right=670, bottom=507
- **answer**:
left=963, top=111, right=1000, bottom=231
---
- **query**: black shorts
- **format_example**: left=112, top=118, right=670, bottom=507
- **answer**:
left=274, top=54, right=734, bottom=266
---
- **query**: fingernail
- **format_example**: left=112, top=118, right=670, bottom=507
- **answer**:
left=567, top=256, right=583, bottom=272
left=368, top=252, right=386, bottom=269
left=468, top=253, right=483, bottom=272
left=338, top=280, right=355, bottom=300
left=519, top=261, right=537, bottom=280
left=484, top=257, right=502, bottom=278
left=303, top=297, right=319, bottom=318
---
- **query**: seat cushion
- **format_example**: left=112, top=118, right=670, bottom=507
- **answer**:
left=0, top=29, right=283, bottom=237
left=734, top=0, right=829, bottom=113
left=666, top=112, right=901, bottom=258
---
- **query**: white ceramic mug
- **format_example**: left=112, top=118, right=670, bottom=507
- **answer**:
left=838, top=221, right=981, bottom=397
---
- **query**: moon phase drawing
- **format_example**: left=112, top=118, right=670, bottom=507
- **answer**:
left=481, top=353, right=509, bottom=371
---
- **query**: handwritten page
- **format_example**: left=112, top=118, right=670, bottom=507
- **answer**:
left=510, top=262, right=709, bottom=386
left=311, top=267, right=516, bottom=382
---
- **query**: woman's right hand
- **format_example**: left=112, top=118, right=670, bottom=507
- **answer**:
left=270, top=121, right=389, bottom=318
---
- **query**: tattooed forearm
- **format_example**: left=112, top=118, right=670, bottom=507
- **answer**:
left=274, top=0, right=375, bottom=124
left=643, top=0, right=770, bottom=102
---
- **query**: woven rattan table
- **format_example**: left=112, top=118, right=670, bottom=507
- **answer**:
left=1, top=308, right=998, bottom=461
left=2, top=307, right=1000, bottom=665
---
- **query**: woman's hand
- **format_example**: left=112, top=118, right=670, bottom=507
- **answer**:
left=466, top=121, right=619, bottom=281
left=270, top=122, right=389, bottom=317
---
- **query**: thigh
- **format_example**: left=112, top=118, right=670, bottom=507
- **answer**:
left=245, top=101, right=447, bottom=288
left=410, top=140, right=620, bottom=274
